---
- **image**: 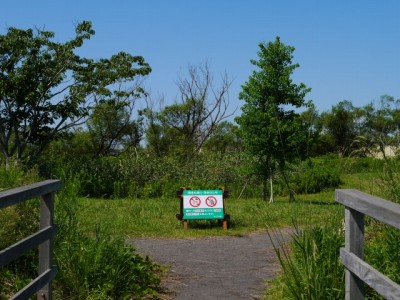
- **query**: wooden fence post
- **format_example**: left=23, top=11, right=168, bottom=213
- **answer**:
left=345, top=207, right=364, bottom=300
left=38, top=192, right=54, bottom=300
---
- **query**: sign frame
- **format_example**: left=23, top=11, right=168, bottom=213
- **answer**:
left=183, top=190, right=224, bottom=220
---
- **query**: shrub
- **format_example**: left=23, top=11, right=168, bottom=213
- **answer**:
left=290, top=159, right=341, bottom=194
left=340, top=156, right=384, bottom=174
left=53, top=175, right=161, bottom=299
left=54, top=229, right=160, bottom=299
left=0, top=170, right=161, bottom=299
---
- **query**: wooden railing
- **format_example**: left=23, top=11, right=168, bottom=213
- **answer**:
left=0, top=180, right=61, bottom=300
left=336, top=189, right=400, bottom=300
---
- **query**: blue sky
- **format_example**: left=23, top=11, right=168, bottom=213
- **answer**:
left=1, top=1, right=400, bottom=116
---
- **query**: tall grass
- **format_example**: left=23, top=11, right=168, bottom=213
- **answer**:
left=0, top=167, right=162, bottom=299
left=361, top=158, right=400, bottom=299
left=53, top=175, right=161, bottom=299
left=267, top=222, right=345, bottom=299
left=265, top=158, right=400, bottom=300
left=0, top=164, right=41, bottom=299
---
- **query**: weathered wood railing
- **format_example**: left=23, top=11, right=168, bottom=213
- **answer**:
left=0, top=180, right=61, bottom=300
left=336, top=189, right=400, bottom=300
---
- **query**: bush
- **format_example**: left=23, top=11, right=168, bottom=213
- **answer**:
left=0, top=171, right=161, bottom=299
left=340, top=156, right=384, bottom=174
left=53, top=176, right=161, bottom=299
left=39, top=149, right=252, bottom=199
left=290, top=159, right=341, bottom=194
left=55, top=229, right=160, bottom=299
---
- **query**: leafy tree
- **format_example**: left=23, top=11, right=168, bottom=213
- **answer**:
left=318, top=100, right=357, bottom=156
left=0, top=21, right=150, bottom=166
left=88, top=97, right=143, bottom=156
left=356, top=95, right=400, bottom=158
left=236, top=37, right=311, bottom=201
left=142, top=107, right=172, bottom=157
left=203, top=121, right=243, bottom=155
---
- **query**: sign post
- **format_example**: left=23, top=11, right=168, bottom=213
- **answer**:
left=176, top=188, right=230, bottom=229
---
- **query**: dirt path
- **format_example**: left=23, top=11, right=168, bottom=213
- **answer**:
left=128, top=229, right=292, bottom=299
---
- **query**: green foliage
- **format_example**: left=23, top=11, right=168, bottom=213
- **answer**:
left=270, top=223, right=344, bottom=299
left=0, top=164, right=41, bottom=299
left=0, top=202, right=39, bottom=299
left=55, top=229, right=160, bottom=299
left=365, top=224, right=400, bottom=299
left=0, top=170, right=161, bottom=299
left=39, top=146, right=253, bottom=199
left=313, top=95, right=400, bottom=157
left=361, top=158, right=400, bottom=298
left=318, top=100, right=357, bottom=156
left=0, top=166, right=24, bottom=191
left=203, top=121, right=243, bottom=154
left=377, top=158, right=400, bottom=203
left=354, top=95, right=400, bottom=158
left=0, top=160, right=41, bottom=191
left=0, top=21, right=150, bottom=164
left=236, top=36, right=311, bottom=200
left=53, top=176, right=161, bottom=299
left=88, top=96, right=144, bottom=157
left=290, top=159, right=341, bottom=194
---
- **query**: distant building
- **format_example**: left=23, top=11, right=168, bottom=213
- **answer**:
left=369, top=145, right=398, bottom=159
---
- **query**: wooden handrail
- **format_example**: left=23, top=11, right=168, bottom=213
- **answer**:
left=0, top=180, right=61, bottom=300
left=336, top=189, right=400, bottom=299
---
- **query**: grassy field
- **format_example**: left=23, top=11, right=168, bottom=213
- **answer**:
left=76, top=171, right=379, bottom=238
left=77, top=192, right=343, bottom=238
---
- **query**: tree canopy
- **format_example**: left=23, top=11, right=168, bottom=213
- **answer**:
left=0, top=21, right=150, bottom=165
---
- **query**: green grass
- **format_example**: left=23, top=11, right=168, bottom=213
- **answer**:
left=262, top=172, right=386, bottom=299
left=76, top=190, right=343, bottom=238
left=340, top=172, right=382, bottom=194
left=76, top=173, right=383, bottom=239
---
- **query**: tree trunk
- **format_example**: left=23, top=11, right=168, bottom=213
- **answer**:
left=269, top=168, right=274, bottom=203
left=281, top=166, right=295, bottom=202
left=4, top=154, right=9, bottom=170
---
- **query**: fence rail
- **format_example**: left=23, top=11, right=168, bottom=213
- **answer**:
left=0, top=179, right=61, bottom=300
left=336, top=189, right=400, bottom=300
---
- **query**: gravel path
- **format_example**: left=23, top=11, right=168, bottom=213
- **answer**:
left=128, top=229, right=292, bottom=299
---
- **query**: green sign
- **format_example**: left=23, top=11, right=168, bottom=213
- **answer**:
left=183, top=190, right=224, bottom=220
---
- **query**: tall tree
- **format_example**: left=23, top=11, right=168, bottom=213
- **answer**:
left=0, top=21, right=151, bottom=165
left=236, top=37, right=311, bottom=201
left=318, top=100, right=357, bottom=156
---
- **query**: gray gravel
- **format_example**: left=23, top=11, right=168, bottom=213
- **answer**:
left=128, top=229, right=292, bottom=299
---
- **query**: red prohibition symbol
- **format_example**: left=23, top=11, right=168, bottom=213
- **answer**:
left=189, top=196, right=201, bottom=207
left=206, top=196, right=217, bottom=207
